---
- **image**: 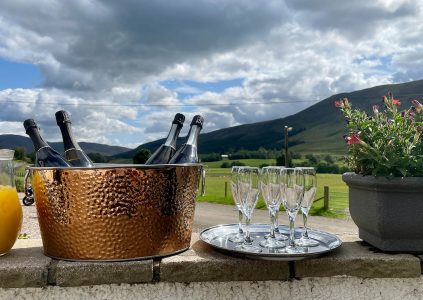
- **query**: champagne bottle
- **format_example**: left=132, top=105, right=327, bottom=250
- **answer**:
left=145, top=113, right=185, bottom=164
left=169, top=115, right=204, bottom=164
left=23, top=119, right=71, bottom=167
left=55, top=110, right=94, bottom=167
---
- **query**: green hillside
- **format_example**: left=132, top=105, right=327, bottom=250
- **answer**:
left=117, top=79, right=423, bottom=157
left=0, top=134, right=130, bottom=156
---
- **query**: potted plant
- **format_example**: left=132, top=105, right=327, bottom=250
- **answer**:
left=337, top=93, right=423, bottom=252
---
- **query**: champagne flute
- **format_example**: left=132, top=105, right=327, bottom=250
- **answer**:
left=228, top=166, right=245, bottom=243
left=235, top=167, right=262, bottom=253
left=259, top=167, right=286, bottom=249
left=280, top=168, right=304, bottom=253
left=296, top=167, right=319, bottom=247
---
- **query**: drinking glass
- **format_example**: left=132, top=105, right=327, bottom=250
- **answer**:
left=280, top=168, right=304, bottom=253
left=0, top=149, right=23, bottom=256
left=259, top=167, right=286, bottom=249
left=228, top=166, right=245, bottom=243
left=297, top=167, right=319, bottom=247
left=235, top=167, right=262, bottom=253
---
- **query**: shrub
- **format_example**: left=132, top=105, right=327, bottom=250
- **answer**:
left=337, top=93, right=423, bottom=176
left=133, top=149, right=151, bottom=164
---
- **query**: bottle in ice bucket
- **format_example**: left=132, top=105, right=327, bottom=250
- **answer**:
left=169, top=115, right=203, bottom=164
left=145, top=113, right=185, bottom=164
left=0, top=149, right=23, bottom=256
left=55, top=110, right=94, bottom=167
left=23, top=119, right=71, bottom=167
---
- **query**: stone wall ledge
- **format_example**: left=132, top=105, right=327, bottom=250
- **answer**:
left=0, top=237, right=421, bottom=289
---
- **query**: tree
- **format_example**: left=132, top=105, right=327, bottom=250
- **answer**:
left=305, top=154, right=318, bottom=165
left=220, top=162, right=231, bottom=168
left=324, top=154, right=335, bottom=164
left=231, top=161, right=245, bottom=167
left=14, top=147, right=25, bottom=161
left=276, top=154, right=293, bottom=167
left=88, top=152, right=108, bottom=163
left=291, top=152, right=302, bottom=159
left=26, top=152, right=35, bottom=163
left=133, top=149, right=151, bottom=164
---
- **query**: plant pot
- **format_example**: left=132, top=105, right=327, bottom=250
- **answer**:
left=342, top=172, right=423, bottom=252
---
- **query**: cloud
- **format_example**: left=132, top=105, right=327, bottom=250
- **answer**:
left=285, top=0, right=417, bottom=39
left=0, top=0, right=422, bottom=148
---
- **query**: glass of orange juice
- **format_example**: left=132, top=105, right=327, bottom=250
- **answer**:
left=0, top=149, right=23, bottom=256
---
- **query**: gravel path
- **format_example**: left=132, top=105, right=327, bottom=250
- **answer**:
left=19, top=195, right=358, bottom=242
left=20, top=202, right=40, bottom=239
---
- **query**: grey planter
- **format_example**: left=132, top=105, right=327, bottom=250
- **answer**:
left=342, top=172, right=423, bottom=252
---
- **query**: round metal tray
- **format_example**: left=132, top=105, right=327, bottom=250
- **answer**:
left=200, top=224, right=342, bottom=260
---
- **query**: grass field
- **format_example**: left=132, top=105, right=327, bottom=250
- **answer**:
left=197, top=167, right=349, bottom=218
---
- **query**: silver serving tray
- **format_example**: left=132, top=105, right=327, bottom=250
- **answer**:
left=200, top=224, right=342, bottom=260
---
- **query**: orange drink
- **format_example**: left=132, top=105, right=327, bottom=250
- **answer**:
left=0, top=185, right=23, bottom=255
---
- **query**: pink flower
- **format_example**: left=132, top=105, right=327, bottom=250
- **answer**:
left=335, top=100, right=343, bottom=107
left=335, top=98, right=349, bottom=108
left=345, top=133, right=363, bottom=145
left=411, top=99, right=422, bottom=113
left=372, top=105, right=379, bottom=113
left=392, top=99, right=401, bottom=106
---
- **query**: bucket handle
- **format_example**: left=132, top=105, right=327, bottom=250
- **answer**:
left=24, top=166, right=33, bottom=197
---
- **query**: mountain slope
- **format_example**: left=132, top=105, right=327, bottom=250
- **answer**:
left=0, top=134, right=130, bottom=156
left=118, top=79, right=423, bottom=157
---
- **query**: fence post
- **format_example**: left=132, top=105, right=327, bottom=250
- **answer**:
left=201, top=168, right=206, bottom=196
left=224, top=181, right=228, bottom=198
left=324, top=186, right=329, bottom=210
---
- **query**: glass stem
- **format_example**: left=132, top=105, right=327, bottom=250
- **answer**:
left=288, top=213, right=295, bottom=247
left=303, top=212, right=309, bottom=239
left=270, top=210, right=277, bottom=239
left=274, top=210, right=280, bottom=233
left=244, top=216, right=252, bottom=244
left=238, top=210, right=243, bottom=234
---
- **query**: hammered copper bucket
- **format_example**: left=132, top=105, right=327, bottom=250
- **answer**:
left=27, top=164, right=202, bottom=261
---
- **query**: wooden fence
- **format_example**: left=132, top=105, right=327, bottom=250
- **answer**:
left=314, top=186, right=349, bottom=215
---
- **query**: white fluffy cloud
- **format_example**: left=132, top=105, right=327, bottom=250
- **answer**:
left=0, top=0, right=422, bottom=147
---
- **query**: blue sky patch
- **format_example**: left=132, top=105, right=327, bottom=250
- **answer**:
left=161, top=78, right=244, bottom=99
left=353, top=55, right=392, bottom=71
left=0, top=58, right=41, bottom=90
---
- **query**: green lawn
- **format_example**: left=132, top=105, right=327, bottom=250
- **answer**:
left=197, top=168, right=349, bottom=218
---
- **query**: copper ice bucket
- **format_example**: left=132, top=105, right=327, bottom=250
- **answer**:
left=27, top=164, right=202, bottom=261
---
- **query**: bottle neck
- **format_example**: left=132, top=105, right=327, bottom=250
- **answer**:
left=186, top=125, right=201, bottom=146
left=26, top=127, right=49, bottom=151
left=59, top=122, right=81, bottom=151
left=164, top=123, right=183, bottom=148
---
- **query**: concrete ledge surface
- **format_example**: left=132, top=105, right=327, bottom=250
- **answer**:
left=160, top=239, right=290, bottom=282
left=295, top=241, right=421, bottom=278
left=0, top=236, right=422, bottom=288
left=52, top=259, right=154, bottom=287
left=0, top=247, right=51, bottom=288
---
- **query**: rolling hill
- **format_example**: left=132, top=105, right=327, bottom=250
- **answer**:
left=117, top=79, right=423, bottom=157
left=0, top=134, right=130, bottom=156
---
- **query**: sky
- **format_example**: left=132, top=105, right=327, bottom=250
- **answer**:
left=0, top=0, right=423, bottom=148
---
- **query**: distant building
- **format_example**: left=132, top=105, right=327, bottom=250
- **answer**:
left=221, top=154, right=229, bottom=160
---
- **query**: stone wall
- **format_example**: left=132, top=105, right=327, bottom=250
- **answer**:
left=0, top=237, right=422, bottom=299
